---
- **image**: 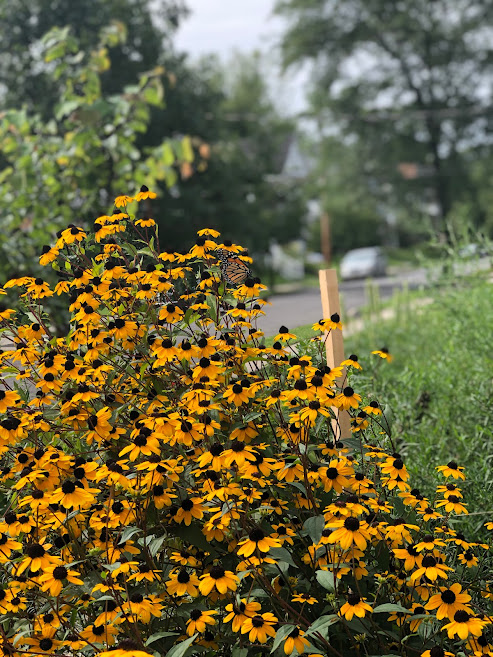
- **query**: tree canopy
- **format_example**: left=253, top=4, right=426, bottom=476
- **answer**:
left=0, top=0, right=187, bottom=114
left=275, top=0, right=493, bottom=234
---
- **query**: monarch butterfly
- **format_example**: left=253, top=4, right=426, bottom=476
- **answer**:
left=216, top=249, right=251, bottom=285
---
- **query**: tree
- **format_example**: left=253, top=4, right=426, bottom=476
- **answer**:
left=0, top=0, right=187, bottom=115
left=158, top=52, right=307, bottom=256
left=0, top=0, right=306, bottom=265
left=275, top=0, right=493, bottom=234
left=0, top=24, right=200, bottom=330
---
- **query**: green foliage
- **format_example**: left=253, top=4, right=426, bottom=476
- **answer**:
left=0, top=24, right=196, bottom=319
left=276, top=0, right=493, bottom=235
left=344, top=273, right=493, bottom=536
left=0, top=0, right=187, bottom=115
left=1, top=194, right=492, bottom=657
left=156, top=52, right=307, bottom=255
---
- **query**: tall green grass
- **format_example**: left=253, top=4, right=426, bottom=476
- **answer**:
left=289, top=271, right=493, bottom=533
left=343, top=276, right=493, bottom=534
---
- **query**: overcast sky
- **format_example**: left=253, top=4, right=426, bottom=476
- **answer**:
left=174, top=0, right=308, bottom=114
left=175, top=0, right=282, bottom=59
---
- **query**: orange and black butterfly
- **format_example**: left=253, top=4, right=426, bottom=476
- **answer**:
left=215, top=249, right=251, bottom=286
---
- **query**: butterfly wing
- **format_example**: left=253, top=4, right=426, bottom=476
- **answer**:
left=219, top=256, right=251, bottom=285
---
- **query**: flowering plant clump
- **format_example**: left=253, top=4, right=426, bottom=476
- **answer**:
left=0, top=188, right=492, bottom=657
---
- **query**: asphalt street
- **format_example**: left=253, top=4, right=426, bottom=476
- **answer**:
left=256, top=268, right=428, bottom=336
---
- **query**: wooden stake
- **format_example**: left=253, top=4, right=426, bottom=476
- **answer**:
left=319, top=269, right=351, bottom=440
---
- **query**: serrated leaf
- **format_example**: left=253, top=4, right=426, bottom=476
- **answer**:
left=165, top=633, right=197, bottom=657
left=315, top=569, right=336, bottom=591
left=373, top=603, right=409, bottom=614
left=303, top=515, right=325, bottom=543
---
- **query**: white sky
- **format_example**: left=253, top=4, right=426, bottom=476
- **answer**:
left=175, top=0, right=283, bottom=59
left=174, top=0, right=308, bottom=115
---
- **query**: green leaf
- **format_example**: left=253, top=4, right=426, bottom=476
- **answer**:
left=271, top=624, right=295, bottom=653
left=341, top=436, right=363, bottom=452
left=55, top=100, right=81, bottom=120
left=143, top=84, right=163, bottom=107
left=173, top=524, right=214, bottom=553
left=269, top=547, right=296, bottom=567
left=181, top=135, right=194, bottom=163
left=206, top=293, right=217, bottom=321
left=148, top=534, right=166, bottom=557
left=120, top=526, right=141, bottom=543
left=373, top=603, right=409, bottom=614
left=145, top=632, right=179, bottom=646
left=303, top=515, right=325, bottom=543
left=165, top=634, right=197, bottom=657
left=243, top=411, right=263, bottom=422
left=137, top=247, right=155, bottom=257
left=315, top=569, right=336, bottom=591
left=232, top=649, right=249, bottom=657
left=306, top=614, right=339, bottom=637
left=161, top=142, right=175, bottom=167
left=183, top=309, right=200, bottom=326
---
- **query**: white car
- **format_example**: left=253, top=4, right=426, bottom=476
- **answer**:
left=340, top=247, right=387, bottom=281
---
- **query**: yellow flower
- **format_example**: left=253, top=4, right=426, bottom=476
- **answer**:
left=237, top=529, right=281, bottom=557
left=284, top=627, right=310, bottom=655
left=186, top=609, right=217, bottom=635
left=425, top=583, right=472, bottom=620
left=334, top=386, right=361, bottom=410
left=339, top=594, right=373, bottom=620
left=198, top=228, right=220, bottom=237
left=173, top=497, right=205, bottom=526
left=436, top=461, right=466, bottom=479
left=409, top=554, right=454, bottom=583
left=291, top=593, right=318, bottom=605
left=0, top=389, right=20, bottom=413
left=371, top=347, right=393, bottom=361
left=38, top=565, right=84, bottom=596
left=114, top=194, right=134, bottom=207
left=223, top=599, right=261, bottom=632
left=326, top=516, right=372, bottom=551
left=436, top=495, right=468, bottom=515
left=442, top=610, right=486, bottom=639
left=134, top=185, right=157, bottom=201
left=312, top=313, right=342, bottom=331
left=135, top=217, right=156, bottom=228
left=240, top=612, right=278, bottom=643
left=199, top=566, right=239, bottom=595
left=39, top=244, right=60, bottom=265
left=166, top=569, right=200, bottom=597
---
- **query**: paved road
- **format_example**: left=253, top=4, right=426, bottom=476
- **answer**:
left=256, top=268, right=428, bottom=336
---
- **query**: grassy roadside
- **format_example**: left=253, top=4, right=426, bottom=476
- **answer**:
left=270, top=274, right=493, bottom=533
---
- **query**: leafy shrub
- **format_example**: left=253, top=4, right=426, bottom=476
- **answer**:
left=0, top=189, right=491, bottom=657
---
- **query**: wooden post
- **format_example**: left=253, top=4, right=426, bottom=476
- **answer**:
left=319, top=269, right=352, bottom=440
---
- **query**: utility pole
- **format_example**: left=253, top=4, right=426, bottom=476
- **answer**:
left=320, top=211, right=331, bottom=265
